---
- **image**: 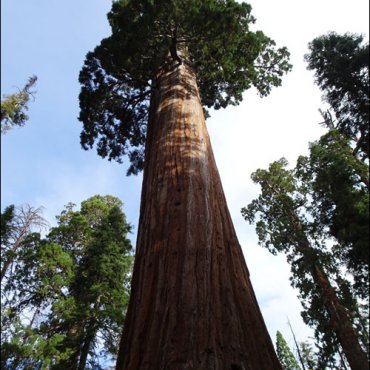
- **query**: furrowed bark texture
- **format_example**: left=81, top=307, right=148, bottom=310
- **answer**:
left=116, top=60, right=282, bottom=370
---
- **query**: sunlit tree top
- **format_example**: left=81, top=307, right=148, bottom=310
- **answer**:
left=79, top=0, right=292, bottom=174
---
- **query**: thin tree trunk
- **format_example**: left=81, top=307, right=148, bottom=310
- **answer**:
left=338, top=349, right=349, bottom=370
left=311, top=264, right=368, bottom=370
left=78, top=323, right=95, bottom=370
left=287, top=319, right=307, bottom=370
left=116, top=59, right=281, bottom=369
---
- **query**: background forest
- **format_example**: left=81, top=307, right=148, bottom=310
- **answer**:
left=1, top=0, right=369, bottom=368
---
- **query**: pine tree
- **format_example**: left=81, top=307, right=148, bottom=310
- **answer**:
left=1, top=196, right=133, bottom=369
left=275, top=331, right=301, bottom=370
left=56, top=197, right=133, bottom=369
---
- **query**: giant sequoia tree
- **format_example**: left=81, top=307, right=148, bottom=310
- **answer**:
left=79, top=1, right=291, bottom=368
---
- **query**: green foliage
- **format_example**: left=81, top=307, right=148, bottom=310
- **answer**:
left=242, top=158, right=367, bottom=366
left=1, top=76, right=37, bottom=134
left=242, top=32, right=369, bottom=367
left=1, top=204, right=48, bottom=283
left=78, top=0, right=291, bottom=174
left=275, top=331, right=301, bottom=370
left=296, top=130, right=369, bottom=298
left=1, top=205, right=16, bottom=247
left=294, top=341, right=319, bottom=370
left=1, top=195, right=133, bottom=369
left=302, top=32, right=369, bottom=299
left=305, top=32, right=369, bottom=161
left=1, top=318, right=72, bottom=370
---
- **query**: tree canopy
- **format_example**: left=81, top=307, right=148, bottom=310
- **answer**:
left=296, top=130, right=369, bottom=297
left=1, top=195, right=133, bottom=369
left=78, top=0, right=291, bottom=174
left=305, top=32, right=369, bottom=161
left=242, top=32, right=369, bottom=367
left=303, top=32, right=369, bottom=297
left=1, top=204, right=48, bottom=283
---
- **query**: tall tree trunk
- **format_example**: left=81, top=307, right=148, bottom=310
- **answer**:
left=116, top=59, right=281, bottom=369
left=311, top=264, right=368, bottom=370
left=287, top=319, right=307, bottom=370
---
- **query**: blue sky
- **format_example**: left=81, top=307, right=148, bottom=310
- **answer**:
left=1, top=0, right=142, bottom=229
left=1, top=0, right=369, bottom=358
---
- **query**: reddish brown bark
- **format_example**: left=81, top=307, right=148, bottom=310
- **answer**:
left=312, top=265, right=368, bottom=370
left=116, top=60, right=282, bottom=369
left=290, top=214, right=368, bottom=369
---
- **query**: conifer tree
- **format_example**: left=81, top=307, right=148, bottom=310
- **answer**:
left=275, top=331, right=301, bottom=370
left=296, top=131, right=369, bottom=298
left=305, top=32, right=369, bottom=161
left=1, top=196, right=133, bottom=369
left=303, top=33, right=369, bottom=296
left=0, top=204, right=47, bottom=283
left=78, top=1, right=291, bottom=368
left=298, top=342, right=318, bottom=370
